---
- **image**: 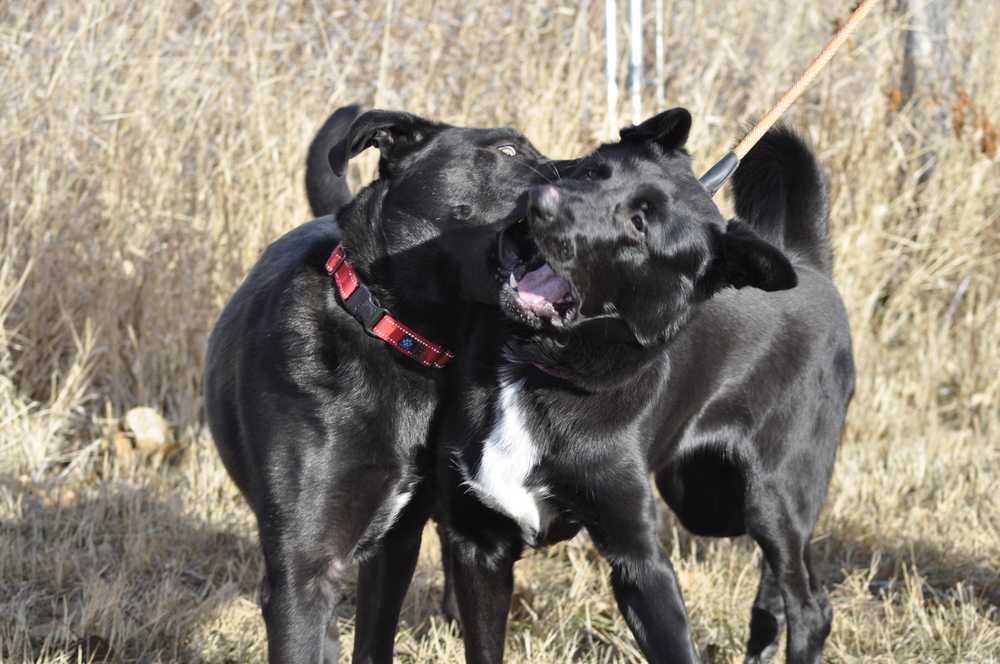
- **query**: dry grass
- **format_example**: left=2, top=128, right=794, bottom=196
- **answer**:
left=1, top=1, right=997, bottom=662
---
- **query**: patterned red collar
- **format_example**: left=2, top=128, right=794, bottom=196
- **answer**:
left=325, top=244, right=454, bottom=369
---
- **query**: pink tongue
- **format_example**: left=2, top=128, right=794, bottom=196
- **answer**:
left=517, top=264, right=571, bottom=310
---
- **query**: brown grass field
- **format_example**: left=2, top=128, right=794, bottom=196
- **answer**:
left=1, top=1, right=998, bottom=662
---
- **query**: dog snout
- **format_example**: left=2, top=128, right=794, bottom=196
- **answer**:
left=528, top=185, right=562, bottom=227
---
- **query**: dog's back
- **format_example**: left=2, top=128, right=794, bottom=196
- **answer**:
left=732, top=127, right=832, bottom=275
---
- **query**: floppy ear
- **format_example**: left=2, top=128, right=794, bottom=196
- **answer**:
left=704, top=220, right=798, bottom=294
left=328, top=109, right=445, bottom=177
left=619, top=107, right=692, bottom=152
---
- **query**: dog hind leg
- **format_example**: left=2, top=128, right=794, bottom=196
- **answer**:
left=746, top=490, right=831, bottom=664
left=259, top=553, right=348, bottom=664
left=351, top=489, right=432, bottom=664
left=256, top=458, right=414, bottom=664
left=804, top=544, right=833, bottom=648
left=745, top=558, right=786, bottom=663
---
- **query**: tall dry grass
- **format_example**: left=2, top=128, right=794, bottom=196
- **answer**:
left=1, top=1, right=997, bottom=662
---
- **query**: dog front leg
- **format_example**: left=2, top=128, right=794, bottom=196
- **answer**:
left=447, top=529, right=522, bottom=664
left=588, top=481, right=700, bottom=664
left=605, top=545, right=700, bottom=664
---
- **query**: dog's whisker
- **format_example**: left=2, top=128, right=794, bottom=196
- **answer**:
left=516, top=160, right=557, bottom=184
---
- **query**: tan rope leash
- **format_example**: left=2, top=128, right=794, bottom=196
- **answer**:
left=700, top=0, right=881, bottom=195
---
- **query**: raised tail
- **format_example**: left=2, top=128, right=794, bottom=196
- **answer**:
left=305, top=104, right=362, bottom=217
left=731, top=127, right=832, bottom=275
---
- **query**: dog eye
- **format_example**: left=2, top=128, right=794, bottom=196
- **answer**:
left=630, top=214, right=646, bottom=232
left=497, top=145, right=517, bottom=157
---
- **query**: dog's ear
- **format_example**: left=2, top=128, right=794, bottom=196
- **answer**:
left=701, top=220, right=798, bottom=295
left=329, top=109, right=445, bottom=177
left=619, top=107, right=692, bottom=152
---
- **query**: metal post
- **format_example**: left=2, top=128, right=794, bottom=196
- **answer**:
left=605, top=0, right=619, bottom=138
left=629, top=0, right=643, bottom=124
left=655, top=0, right=664, bottom=108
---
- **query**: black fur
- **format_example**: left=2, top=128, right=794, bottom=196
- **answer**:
left=305, top=104, right=360, bottom=217
left=732, top=126, right=832, bottom=274
left=436, top=112, right=854, bottom=664
left=204, top=106, right=562, bottom=664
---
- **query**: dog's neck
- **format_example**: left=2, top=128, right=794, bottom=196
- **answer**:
left=500, top=321, right=671, bottom=393
left=332, top=185, right=471, bottom=352
left=335, top=185, right=387, bottom=285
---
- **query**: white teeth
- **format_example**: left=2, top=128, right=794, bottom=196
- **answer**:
left=509, top=273, right=517, bottom=288
left=541, top=302, right=560, bottom=321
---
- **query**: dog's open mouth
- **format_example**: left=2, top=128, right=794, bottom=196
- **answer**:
left=498, top=221, right=578, bottom=328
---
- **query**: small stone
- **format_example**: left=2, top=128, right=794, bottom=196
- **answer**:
left=124, top=407, right=170, bottom=450
left=41, top=490, right=79, bottom=510
left=58, top=490, right=79, bottom=509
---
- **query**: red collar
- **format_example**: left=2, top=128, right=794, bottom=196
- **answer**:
left=325, top=244, right=454, bottom=369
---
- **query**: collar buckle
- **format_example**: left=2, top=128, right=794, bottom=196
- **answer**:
left=325, top=242, right=454, bottom=369
left=343, top=285, right=389, bottom=333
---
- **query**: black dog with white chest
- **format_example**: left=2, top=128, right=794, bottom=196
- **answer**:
left=437, top=109, right=854, bottom=664
left=204, top=105, right=563, bottom=663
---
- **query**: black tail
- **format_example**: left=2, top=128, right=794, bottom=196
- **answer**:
left=305, top=104, right=362, bottom=217
left=731, top=127, right=832, bottom=274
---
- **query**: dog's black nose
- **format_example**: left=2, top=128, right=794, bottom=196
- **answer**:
left=528, top=185, right=561, bottom=226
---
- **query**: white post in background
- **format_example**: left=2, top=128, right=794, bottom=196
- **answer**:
left=654, top=0, right=664, bottom=108
left=605, top=0, right=618, bottom=138
left=629, top=0, right=643, bottom=124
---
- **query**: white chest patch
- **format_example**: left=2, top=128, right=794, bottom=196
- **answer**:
left=462, top=378, right=548, bottom=541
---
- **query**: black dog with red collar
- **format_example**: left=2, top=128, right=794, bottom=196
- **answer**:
left=204, top=104, right=566, bottom=664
